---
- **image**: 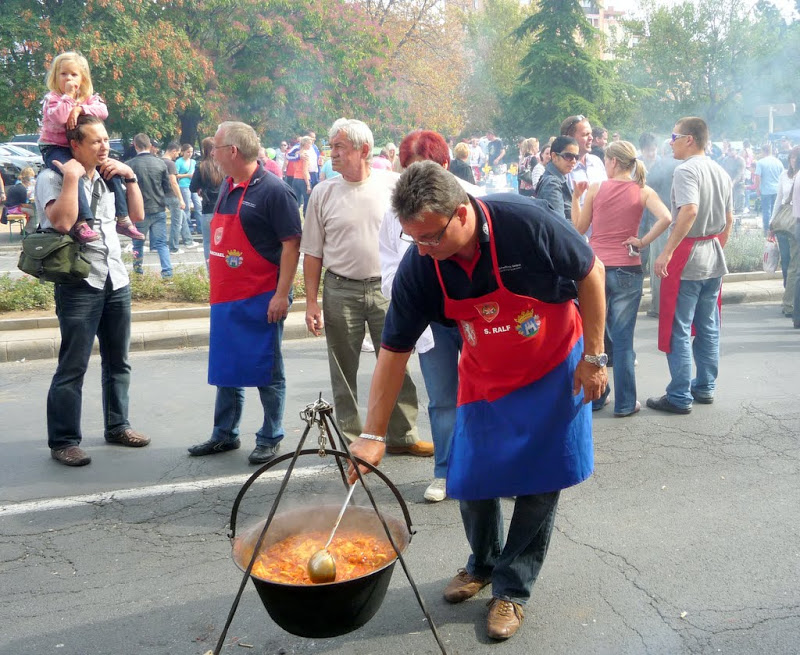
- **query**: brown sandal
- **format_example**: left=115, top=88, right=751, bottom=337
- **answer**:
left=106, top=428, right=151, bottom=447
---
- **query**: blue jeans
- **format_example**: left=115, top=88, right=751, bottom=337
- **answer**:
left=180, top=187, right=201, bottom=236
left=594, top=268, right=643, bottom=414
left=47, top=281, right=132, bottom=449
left=665, top=277, right=722, bottom=407
left=200, top=213, right=213, bottom=270
left=418, top=323, right=461, bottom=478
left=166, top=195, right=185, bottom=251
left=210, top=313, right=286, bottom=446
left=776, top=231, right=790, bottom=287
left=461, top=491, right=560, bottom=603
left=290, top=177, right=310, bottom=214
left=761, top=194, right=777, bottom=234
left=132, top=211, right=173, bottom=278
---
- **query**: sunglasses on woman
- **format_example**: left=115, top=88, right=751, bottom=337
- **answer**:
left=555, top=152, right=580, bottom=162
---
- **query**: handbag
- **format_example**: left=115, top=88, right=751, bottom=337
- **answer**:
left=763, top=236, right=779, bottom=273
left=770, top=202, right=795, bottom=234
left=17, top=229, right=91, bottom=283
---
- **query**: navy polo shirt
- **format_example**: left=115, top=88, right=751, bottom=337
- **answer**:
left=383, top=193, right=595, bottom=352
left=215, top=166, right=301, bottom=265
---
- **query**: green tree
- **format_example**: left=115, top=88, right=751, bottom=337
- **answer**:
left=503, top=0, right=639, bottom=140
left=617, top=0, right=798, bottom=136
left=462, top=0, right=533, bottom=136
left=0, top=0, right=211, bottom=141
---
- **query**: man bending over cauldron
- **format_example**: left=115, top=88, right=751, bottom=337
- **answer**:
left=347, top=161, right=607, bottom=641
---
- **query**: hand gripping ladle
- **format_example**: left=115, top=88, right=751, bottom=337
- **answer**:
left=307, top=484, right=356, bottom=584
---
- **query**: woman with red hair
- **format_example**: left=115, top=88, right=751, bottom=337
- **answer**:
left=379, top=130, right=484, bottom=502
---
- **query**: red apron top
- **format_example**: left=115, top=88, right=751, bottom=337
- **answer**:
left=209, top=175, right=278, bottom=304
left=657, top=234, right=721, bottom=353
left=434, top=198, right=583, bottom=405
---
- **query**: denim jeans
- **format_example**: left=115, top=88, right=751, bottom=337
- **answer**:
left=180, top=187, right=201, bottom=236
left=47, top=281, right=132, bottom=449
left=210, top=312, right=286, bottom=446
left=594, top=268, right=643, bottom=415
left=761, top=194, right=777, bottom=234
left=665, top=277, right=722, bottom=407
left=132, top=211, right=173, bottom=278
left=200, top=213, right=213, bottom=269
left=321, top=271, right=418, bottom=444
left=460, top=490, right=560, bottom=603
left=794, top=220, right=800, bottom=325
left=166, top=195, right=184, bottom=251
left=418, top=323, right=461, bottom=478
left=290, top=177, right=310, bottom=214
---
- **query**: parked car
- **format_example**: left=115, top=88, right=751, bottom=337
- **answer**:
left=0, top=144, right=43, bottom=172
left=9, top=141, right=42, bottom=157
left=0, top=158, right=22, bottom=186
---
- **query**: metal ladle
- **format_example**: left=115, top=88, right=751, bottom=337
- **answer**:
left=307, top=484, right=357, bottom=584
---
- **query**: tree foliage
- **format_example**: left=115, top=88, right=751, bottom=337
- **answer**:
left=462, top=0, right=533, bottom=136
left=502, top=0, right=639, bottom=140
left=617, top=0, right=800, bottom=137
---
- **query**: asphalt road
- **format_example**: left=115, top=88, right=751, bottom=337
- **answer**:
left=1, top=303, right=798, bottom=655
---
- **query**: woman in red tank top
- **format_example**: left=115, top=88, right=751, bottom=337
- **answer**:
left=573, top=141, right=672, bottom=417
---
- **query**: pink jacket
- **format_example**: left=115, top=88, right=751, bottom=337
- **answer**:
left=39, top=92, right=109, bottom=147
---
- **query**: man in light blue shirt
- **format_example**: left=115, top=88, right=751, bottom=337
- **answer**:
left=754, top=143, right=785, bottom=234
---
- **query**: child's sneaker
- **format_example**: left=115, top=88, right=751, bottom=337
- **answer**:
left=116, top=217, right=145, bottom=240
left=72, top=221, right=101, bottom=244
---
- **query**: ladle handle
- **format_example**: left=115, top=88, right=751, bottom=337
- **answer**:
left=324, top=483, right=356, bottom=549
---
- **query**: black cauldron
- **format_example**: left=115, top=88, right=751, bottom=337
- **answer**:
left=228, top=449, right=413, bottom=638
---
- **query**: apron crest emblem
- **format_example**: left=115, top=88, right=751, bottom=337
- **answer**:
left=460, top=320, right=477, bottom=347
left=515, top=308, right=541, bottom=338
left=225, top=249, right=244, bottom=268
left=474, top=302, right=500, bottom=322
left=214, top=227, right=224, bottom=245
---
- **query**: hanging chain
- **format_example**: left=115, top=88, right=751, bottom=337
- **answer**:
left=299, top=395, right=334, bottom=458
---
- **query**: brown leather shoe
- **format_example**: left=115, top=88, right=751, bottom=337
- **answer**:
left=486, top=598, right=524, bottom=640
left=443, top=568, right=491, bottom=603
left=51, top=446, right=91, bottom=467
left=385, top=440, right=434, bottom=457
left=105, top=428, right=150, bottom=447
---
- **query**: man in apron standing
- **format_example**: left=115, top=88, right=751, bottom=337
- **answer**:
left=187, top=122, right=302, bottom=464
left=348, top=161, right=608, bottom=641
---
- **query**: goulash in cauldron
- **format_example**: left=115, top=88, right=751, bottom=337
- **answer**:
left=251, top=529, right=396, bottom=585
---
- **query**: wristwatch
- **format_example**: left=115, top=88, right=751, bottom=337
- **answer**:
left=583, top=353, right=609, bottom=367
left=123, top=175, right=138, bottom=184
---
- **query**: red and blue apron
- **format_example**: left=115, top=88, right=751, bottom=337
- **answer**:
left=437, top=199, right=593, bottom=501
left=208, top=176, right=279, bottom=387
left=657, top=234, right=722, bottom=353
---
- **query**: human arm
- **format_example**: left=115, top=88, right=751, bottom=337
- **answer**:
left=169, top=174, right=184, bottom=208
left=624, top=186, right=672, bottom=250
left=572, top=181, right=594, bottom=234
left=99, top=159, right=144, bottom=221
left=653, top=203, right=697, bottom=278
left=302, top=153, right=311, bottom=191
left=346, top=348, right=414, bottom=483
left=267, top=237, right=301, bottom=323
left=45, top=159, right=86, bottom=231
left=303, top=254, right=324, bottom=336
left=573, top=257, right=608, bottom=403
left=378, top=210, right=407, bottom=299
left=0, top=175, right=5, bottom=202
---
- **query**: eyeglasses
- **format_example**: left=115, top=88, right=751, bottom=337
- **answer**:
left=671, top=133, right=690, bottom=143
left=564, top=115, right=586, bottom=131
left=555, top=151, right=580, bottom=162
left=211, top=143, right=234, bottom=151
left=400, top=211, right=457, bottom=247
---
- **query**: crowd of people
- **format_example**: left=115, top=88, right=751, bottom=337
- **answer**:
left=6, top=49, right=800, bottom=647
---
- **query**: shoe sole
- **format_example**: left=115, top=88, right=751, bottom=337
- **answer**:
left=386, top=447, right=434, bottom=456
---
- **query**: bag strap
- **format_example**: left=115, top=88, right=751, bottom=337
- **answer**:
left=89, top=177, right=102, bottom=227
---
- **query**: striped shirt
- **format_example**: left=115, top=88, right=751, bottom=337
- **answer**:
left=34, top=168, right=129, bottom=290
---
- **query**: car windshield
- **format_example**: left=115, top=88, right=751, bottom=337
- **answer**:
left=1, top=144, right=36, bottom=157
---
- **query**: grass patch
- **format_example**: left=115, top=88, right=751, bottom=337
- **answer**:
left=0, top=275, right=55, bottom=312
left=725, top=228, right=764, bottom=274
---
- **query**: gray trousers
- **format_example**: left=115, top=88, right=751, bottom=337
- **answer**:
left=321, top=270, right=419, bottom=445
